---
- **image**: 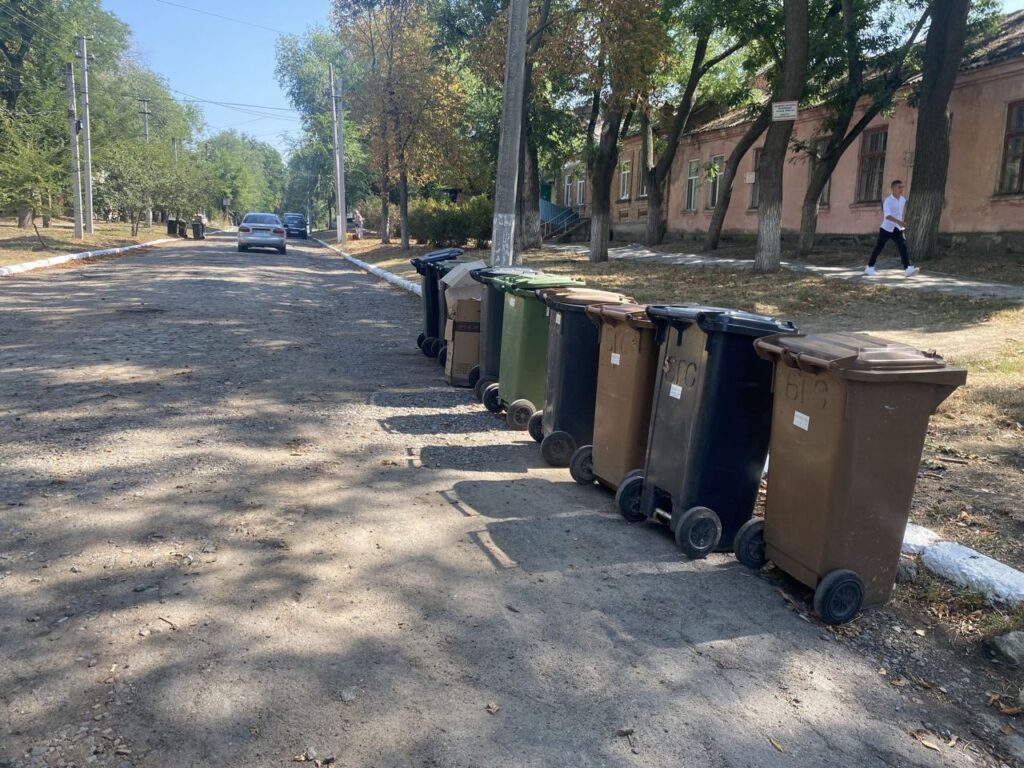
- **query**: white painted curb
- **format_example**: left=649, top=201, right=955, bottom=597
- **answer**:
left=903, top=523, right=1024, bottom=605
left=315, top=238, right=421, bottom=296
left=0, top=237, right=179, bottom=277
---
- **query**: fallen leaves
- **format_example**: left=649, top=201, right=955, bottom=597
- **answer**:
left=986, top=690, right=1023, bottom=716
left=485, top=701, right=500, bottom=715
left=911, top=729, right=942, bottom=752
left=768, top=737, right=784, bottom=752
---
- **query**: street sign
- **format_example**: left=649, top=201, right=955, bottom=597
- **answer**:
left=772, top=101, right=798, bottom=121
left=744, top=172, right=757, bottom=184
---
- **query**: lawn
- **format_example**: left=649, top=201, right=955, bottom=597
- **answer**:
left=0, top=217, right=150, bottom=268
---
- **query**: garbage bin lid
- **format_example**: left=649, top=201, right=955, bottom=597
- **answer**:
left=537, top=287, right=634, bottom=312
left=470, top=266, right=540, bottom=284
left=493, top=274, right=583, bottom=295
left=409, top=248, right=463, bottom=273
left=754, top=332, right=968, bottom=385
left=646, top=304, right=797, bottom=337
left=585, top=302, right=655, bottom=329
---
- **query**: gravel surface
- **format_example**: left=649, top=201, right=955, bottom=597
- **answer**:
left=0, top=233, right=1011, bottom=767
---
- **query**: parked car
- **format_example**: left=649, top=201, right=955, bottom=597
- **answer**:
left=282, top=212, right=308, bottom=239
left=238, top=212, right=286, bottom=254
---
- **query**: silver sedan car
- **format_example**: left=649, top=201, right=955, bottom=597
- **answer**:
left=238, top=212, right=287, bottom=254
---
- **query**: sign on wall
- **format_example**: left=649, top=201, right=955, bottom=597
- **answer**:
left=772, top=101, right=799, bottom=121
left=744, top=172, right=757, bottom=184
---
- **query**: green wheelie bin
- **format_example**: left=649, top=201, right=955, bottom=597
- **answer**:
left=482, top=273, right=582, bottom=429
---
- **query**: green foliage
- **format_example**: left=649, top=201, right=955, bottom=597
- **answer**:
left=353, top=196, right=398, bottom=236
left=406, top=195, right=493, bottom=247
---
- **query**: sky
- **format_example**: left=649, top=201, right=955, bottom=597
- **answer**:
left=104, top=0, right=1024, bottom=160
left=101, top=0, right=334, bottom=157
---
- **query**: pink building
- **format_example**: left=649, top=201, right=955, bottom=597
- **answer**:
left=560, top=12, right=1024, bottom=247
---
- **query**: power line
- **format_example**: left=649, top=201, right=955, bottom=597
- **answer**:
left=150, top=0, right=284, bottom=35
left=176, top=98, right=297, bottom=112
left=168, top=87, right=302, bottom=121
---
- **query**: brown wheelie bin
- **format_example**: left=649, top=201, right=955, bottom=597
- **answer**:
left=734, top=332, right=967, bottom=625
left=569, top=303, right=659, bottom=492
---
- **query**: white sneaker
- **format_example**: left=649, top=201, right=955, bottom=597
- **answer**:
left=864, top=266, right=877, bottom=276
left=904, top=266, right=920, bottom=277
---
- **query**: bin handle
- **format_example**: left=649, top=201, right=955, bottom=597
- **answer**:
left=782, top=349, right=831, bottom=373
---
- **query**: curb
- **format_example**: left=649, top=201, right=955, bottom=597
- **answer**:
left=315, top=238, right=421, bottom=296
left=0, top=237, right=179, bottom=278
left=316, top=241, right=1024, bottom=607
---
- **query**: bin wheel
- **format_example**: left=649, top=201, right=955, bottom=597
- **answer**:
left=430, top=338, right=444, bottom=358
left=615, top=472, right=646, bottom=523
left=528, top=412, right=545, bottom=443
left=506, top=400, right=536, bottom=430
left=569, top=445, right=596, bottom=485
left=417, top=332, right=426, bottom=349
left=438, top=345, right=448, bottom=367
left=422, top=337, right=438, bottom=358
left=541, top=431, right=576, bottom=467
left=813, top=569, right=865, bottom=625
left=482, top=383, right=502, bottom=413
left=674, top=507, right=722, bottom=560
left=475, top=375, right=497, bottom=403
left=468, top=366, right=481, bottom=389
left=733, top=518, right=767, bottom=570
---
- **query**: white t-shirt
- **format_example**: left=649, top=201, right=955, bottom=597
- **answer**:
left=881, top=195, right=906, bottom=232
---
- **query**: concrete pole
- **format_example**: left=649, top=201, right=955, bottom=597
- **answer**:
left=140, top=98, right=152, bottom=227
left=329, top=64, right=346, bottom=244
left=76, top=36, right=94, bottom=234
left=489, top=0, right=530, bottom=267
left=65, top=63, right=84, bottom=240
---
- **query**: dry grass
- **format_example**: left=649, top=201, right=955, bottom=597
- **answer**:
left=313, top=235, right=489, bottom=282
left=0, top=217, right=152, bottom=268
left=656, top=240, right=1024, bottom=286
left=892, top=570, right=1024, bottom=642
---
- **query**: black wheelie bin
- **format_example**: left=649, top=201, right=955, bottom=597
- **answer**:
left=615, top=305, right=797, bottom=559
left=532, top=288, right=635, bottom=465
left=410, top=248, right=463, bottom=357
left=469, top=266, right=539, bottom=399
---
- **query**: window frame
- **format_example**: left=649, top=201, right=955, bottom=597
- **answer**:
left=855, top=127, right=888, bottom=204
left=750, top=148, right=762, bottom=209
left=707, top=154, right=725, bottom=209
left=619, top=159, right=633, bottom=201
left=564, top=174, right=573, bottom=207
left=685, top=159, right=700, bottom=212
left=999, top=100, right=1024, bottom=195
left=638, top=165, right=648, bottom=198
left=577, top=176, right=586, bottom=207
left=812, top=138, right=832, bottom=208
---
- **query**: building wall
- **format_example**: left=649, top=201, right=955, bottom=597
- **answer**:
left=665, top=57, right=1024, bottom=238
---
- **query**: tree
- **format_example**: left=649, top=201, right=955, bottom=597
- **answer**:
left=794, top=0, right=929, bottom=255
left=904, top=0, right=971, bottom=261
left=752, top=0, right=809, bottom=273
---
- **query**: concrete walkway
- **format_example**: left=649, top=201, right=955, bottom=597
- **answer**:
left=547, top=243, right=1024, bottom=303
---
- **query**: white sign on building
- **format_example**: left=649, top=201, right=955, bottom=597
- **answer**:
left=772, top=101, right=799, bottom=121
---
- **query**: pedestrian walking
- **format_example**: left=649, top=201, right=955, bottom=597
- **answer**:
left=353, top=209, right=364, bottom=240
left=864, top=180, right=919, bottom=277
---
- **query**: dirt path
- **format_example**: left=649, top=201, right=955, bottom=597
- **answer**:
left=0, top=234, right=1014, bottom=767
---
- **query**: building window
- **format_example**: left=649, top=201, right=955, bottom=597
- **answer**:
left=577, top=177, right=585, bottom=207
left=813, top=138, right=831, bottom=207
left=564, top=174, right=573, bottom=207
left=707, top=154, right=724, bottom=209
left=638, top=165, right=648, bottom=198
left=856, top=127, right=888, bottom=203
left=685, top=159, right=700, bottom=211
left=619, top=160, right=632, bottom=200
left=750, top=148, right=762, bottom=209
left=999, top=101, right=1024, bottom=195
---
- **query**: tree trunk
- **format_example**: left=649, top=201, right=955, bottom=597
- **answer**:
left=905, top=0, right=969, bottom=261
left=640, top=110, right=665, bottom=246
left=16, top=203, right=33, bottom=228
left=380, top=163, right=391, bottom=245
left=521, top=136, right=543, bottom=250
left=398, top=154, right=410, bottom=250
left=797, top=154, right=840, bottom=254
left=753, top=0, right=809, bottom=273
left=705, top=106, right=772, bottom=251
left=589, top=105, right=625, bottom=263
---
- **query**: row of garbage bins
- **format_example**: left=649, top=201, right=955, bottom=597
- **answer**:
left=411, top=249, right=967, bottom=625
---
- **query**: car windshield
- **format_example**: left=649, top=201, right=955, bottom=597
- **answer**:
left=283, top=215, right=304, bottom=223
left=243, top=213, right=280, bottom=226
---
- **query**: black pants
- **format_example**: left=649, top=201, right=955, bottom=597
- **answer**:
left=868, top=228, right=909, bottom=269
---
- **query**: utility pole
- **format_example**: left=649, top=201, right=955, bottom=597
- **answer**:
left=76, top=36, right=94, bottom=234
left=489, top=0, right=529, bottom=266
left=172, top=138, right=178, bottom=168
left=139, top=98, right=152, bottom=227
left=329, top=63, right=346, bottom=245
left=65, top=63, right=84, bottom=239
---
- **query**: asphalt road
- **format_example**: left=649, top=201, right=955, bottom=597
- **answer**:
left=0, top=233, right=999, bottom=767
